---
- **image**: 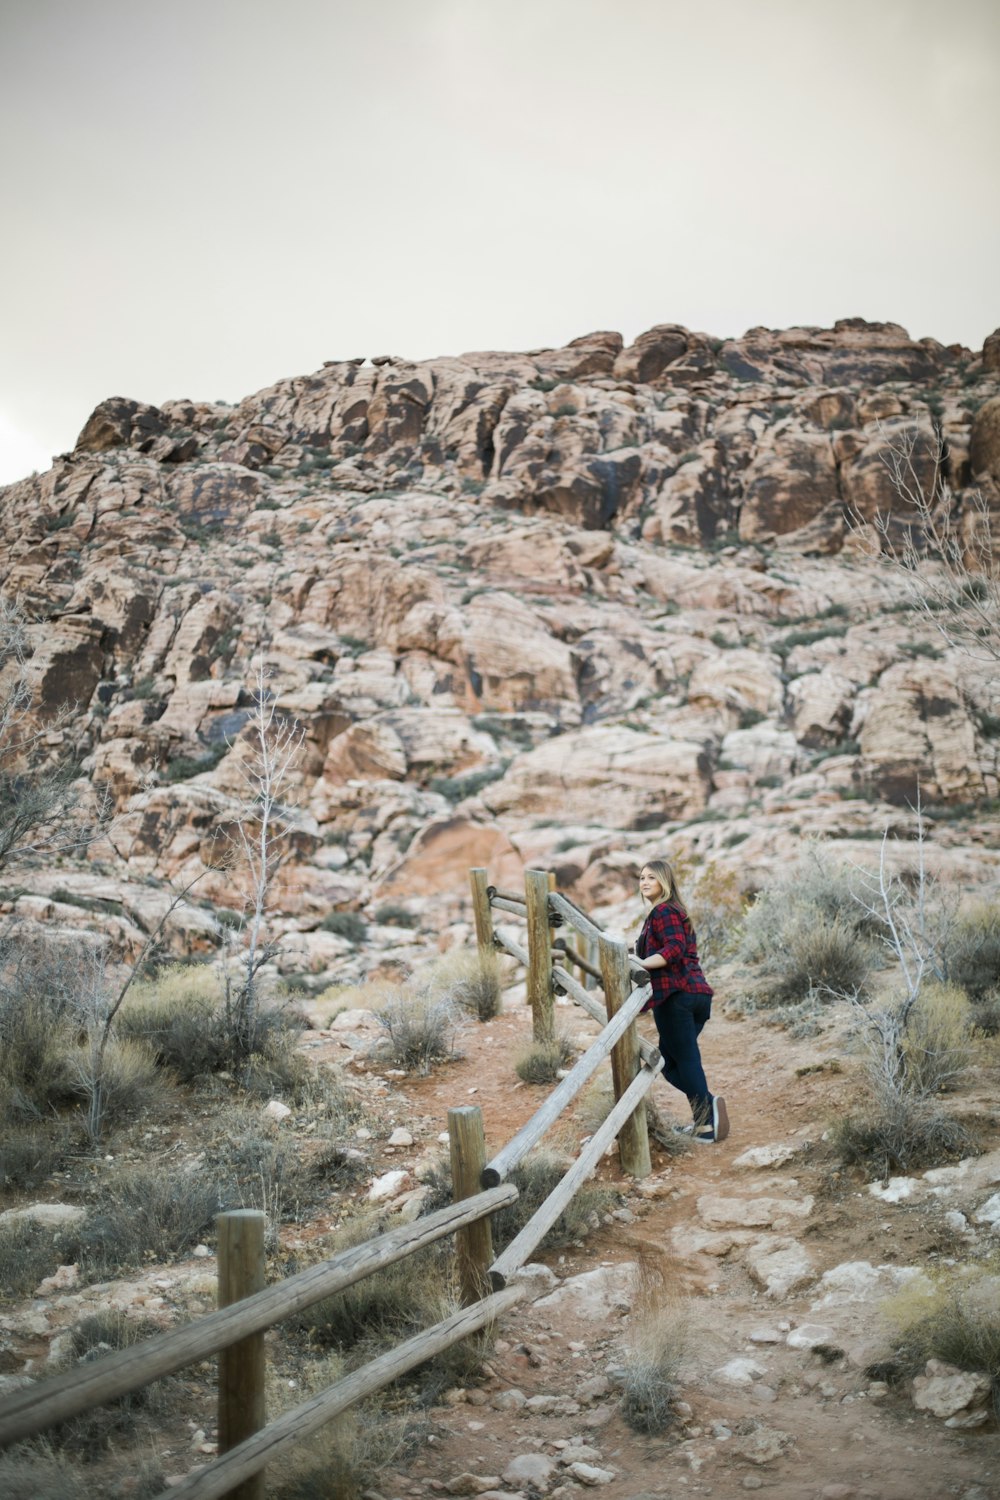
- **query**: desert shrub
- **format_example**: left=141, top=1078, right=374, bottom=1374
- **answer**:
left=206, top=1108, right=365, bottom=1231
left=687, top=859, right=746, bottom=963
left=0, top=1453, right=81, bottom=1500
left=70, top=1036, right=170, bottom=1132
left=0, top=1217, right=69, bottom=1298
left=320, top=910, right=368, bottom=943
left=426, top=948, right=504, bottom=1021
left=941, top=903, right=1000, bottom=1001
left=576, top=1077, right=690, bottom=1157
left=620, top=1258, right=689, bottom=1433
left=741, top=852, right=880, bottom=1003
left=0, top=937, right=80, bottom=1116
left=514, top=1034, right=574, bottom=1084
left=972, top=986, right=1000, bottom=1037
left=296, top=1229, right=450, bottom=1355
left=830, top=1088, right=971, bottom=1180
left=0, top=1121, right=74, bottom=1191
left=269, top=1364, right=428, bottom=1498
left=490, top=1153, right=618, bottom=1252
left=900, top=983, right=973, bottom=1095
left=373, top=903, right=420, bottom=929
left=77, top=1163, right=228, bottom=1275
left=48, top=1313, right=180, bottom=1459
left=117, top=964, right=230, bottom=1081
left=373, top=989, right=462, bottom=1074
left=882, top=1263, right=1000, bottom=1416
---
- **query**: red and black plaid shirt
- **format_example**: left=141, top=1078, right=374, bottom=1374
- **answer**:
left=634, top=902, right=713, bottom=1011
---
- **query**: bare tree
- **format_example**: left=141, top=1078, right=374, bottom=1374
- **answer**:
left=71, top=874, right=208, bottom=1143
left=863, top=423, right=1000, bottom=664
left=220, top=658, right=305, bottom=1064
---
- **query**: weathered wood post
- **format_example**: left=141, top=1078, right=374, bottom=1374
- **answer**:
left=469, top=867, right=496, bottom=965
left=599, top=935, right=652, bottom=1179
left=525, top=869, right=555, bottom=1043
left=448, top=1106, right=492, bottom=1305
left=217, top=1210, right=267, bottom=1500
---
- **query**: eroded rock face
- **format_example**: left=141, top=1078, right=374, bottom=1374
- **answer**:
left=2, top=314, right=997, bottom=983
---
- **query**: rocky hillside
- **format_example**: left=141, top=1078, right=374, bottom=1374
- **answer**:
left=2, top=317, right=999, bottom=972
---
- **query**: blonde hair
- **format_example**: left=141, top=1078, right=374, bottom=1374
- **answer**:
left=639, top=858, right=688, bottom=916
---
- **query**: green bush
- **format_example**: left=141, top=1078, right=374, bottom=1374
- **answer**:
left=941, top=904, right=1000, bottom=1001
left=373, top=904, right=419, bottom=929
left=320, top=910, right=368, bottom=943
left=117, top=965, right=230, bottom=1081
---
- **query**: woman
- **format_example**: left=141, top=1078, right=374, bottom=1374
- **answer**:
left=634, top=859, right=729, bottom=1144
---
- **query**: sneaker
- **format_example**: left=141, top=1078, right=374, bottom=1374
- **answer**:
left=712, top=1095, right=730, bottom=1144
left=690, top=1126, right=715, bottom=1144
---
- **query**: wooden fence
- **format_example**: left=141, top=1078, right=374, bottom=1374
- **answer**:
left=0, top=867, right=660, bottom=1499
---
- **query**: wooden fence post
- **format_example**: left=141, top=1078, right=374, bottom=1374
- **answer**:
left=525, top=869, right=555, bottom=1043
left=217, top=1210, right=267, bottom=1500
left=599, top=936, right=652, bottom=1179
left=448, top=1106, right=492, bottom=1305
left=469, top=868, right=494, bottom=961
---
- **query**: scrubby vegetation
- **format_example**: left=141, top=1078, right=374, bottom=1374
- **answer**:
left=740, top=849, right=880, bottom=1005
left=880, top=1261, right=1000, bottom=1417
left=619, top=1258, right=689, bottom=1433
left=514, top=1032, right=575, bottom=1084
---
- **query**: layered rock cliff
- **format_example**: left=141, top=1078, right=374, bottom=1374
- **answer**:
left=1, top=318, right=998, bottom=975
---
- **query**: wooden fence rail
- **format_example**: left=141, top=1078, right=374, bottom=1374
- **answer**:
left=488, top=1058, right=663, bottom=1287
left=481, top=984, right=653, bottom=1187
left=156, top=1285, right=528, bottom=1500
left=0, top=864, right=666, bottom=1500
left=0, top=1184, right=517, bottom=1449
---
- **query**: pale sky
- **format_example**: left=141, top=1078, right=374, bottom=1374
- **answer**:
left=1, top=0, right=997, bottom=484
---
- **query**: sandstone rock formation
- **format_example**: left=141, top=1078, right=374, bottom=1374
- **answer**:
left=1, top=317, right=998, bottom=981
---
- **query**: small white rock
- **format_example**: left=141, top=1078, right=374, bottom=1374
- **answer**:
left=263, top=1099, right=292, bottom=1122
left=367, top=1169, right=409, bottom=1202
left=388, top=1127, right=414, bottom=1146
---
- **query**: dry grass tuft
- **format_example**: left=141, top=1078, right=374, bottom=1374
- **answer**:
left=619, top=1256, right=690, bottom=1433
left=426, top=948, right=506, bottom=1021
left=373, top=987, right=462, bottom=1074
left=514, top=1033, right=574, bottom=1084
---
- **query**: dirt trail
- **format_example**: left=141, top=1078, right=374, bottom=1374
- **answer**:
left=376, top=993, right=1000, bottom=1500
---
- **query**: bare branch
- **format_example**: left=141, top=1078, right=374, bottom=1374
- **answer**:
left=855, top=422, right=1000, bottom=663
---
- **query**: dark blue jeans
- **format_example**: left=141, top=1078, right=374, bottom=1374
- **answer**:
left=650, top=990, right=712, bottom=1125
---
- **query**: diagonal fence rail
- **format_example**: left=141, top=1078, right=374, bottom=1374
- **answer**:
left=0, top=866, right=668, bottom=1500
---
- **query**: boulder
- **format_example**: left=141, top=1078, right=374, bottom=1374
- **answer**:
left=911, top=1361, right=992, bottom=1420
left=613, top=324, right=690, bottom=383
left=970, top=395, right=1000, bottom=481
left=534, top=1262, right=638, bottom=1320
left=373, top=817, right=523, bottom=899
left=75, top=396, right=166, bottom=453
left=484, top=726, right=711, bottom=827
left=739, top=430, right=840, bottom=545
left=859, top=661, right=985, bottom=803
